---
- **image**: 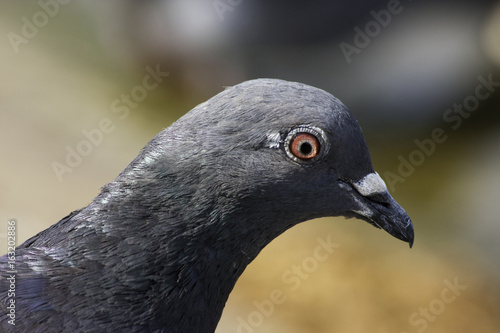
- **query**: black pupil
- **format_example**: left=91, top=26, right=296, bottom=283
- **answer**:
left=300, top=142, right=313, bottom=155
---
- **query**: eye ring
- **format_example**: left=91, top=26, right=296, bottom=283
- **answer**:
left=290, top=133, right=319, bottom=160
left=284, top=126, right=329, bottom=164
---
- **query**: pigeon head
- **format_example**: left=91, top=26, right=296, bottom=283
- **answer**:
left=116, top=78, right=414, bottom=249
left=104, top=80, right=415, bottom=330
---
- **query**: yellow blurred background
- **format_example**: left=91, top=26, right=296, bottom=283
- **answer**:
left=1, top=1, right=499, bottom=332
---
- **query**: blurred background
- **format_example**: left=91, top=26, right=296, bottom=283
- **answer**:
left=1, top=0, right=499, bottom=332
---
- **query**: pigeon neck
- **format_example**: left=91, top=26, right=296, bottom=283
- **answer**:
left=94, top=165, right=303, bottom=331
left=92, top=183, right=286, bottom=332
left=150, top=210, right=279, bottom=332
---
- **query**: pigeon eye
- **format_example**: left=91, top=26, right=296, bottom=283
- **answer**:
left=284, top=126, right=329, bottom=164
left=290, top=133, right=319, bottom=160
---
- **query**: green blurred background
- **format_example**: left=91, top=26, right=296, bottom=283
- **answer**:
left=1, top=1, right=499, bottom=332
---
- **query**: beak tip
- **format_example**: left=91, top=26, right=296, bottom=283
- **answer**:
left=399, top=218, right=414, bottom=249
left=382, top=215, right=414, bottom=248
left=402, top=224, right=414, bottom=249
left=405, top=218, right=415, bottom=249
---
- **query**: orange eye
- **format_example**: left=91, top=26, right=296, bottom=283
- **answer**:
left=290, top=133, right=320, bottom=160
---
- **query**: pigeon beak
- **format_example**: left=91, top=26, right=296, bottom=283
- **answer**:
left=362, top=192, right=414, bottom=248
left=340, top=172, right=415, bottom=248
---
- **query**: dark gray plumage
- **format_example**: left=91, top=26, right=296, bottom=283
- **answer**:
left=0, top=79, right=414, bottom=332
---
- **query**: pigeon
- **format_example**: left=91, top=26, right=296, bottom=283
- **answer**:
left=0, top=79, right=414, bottom=332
